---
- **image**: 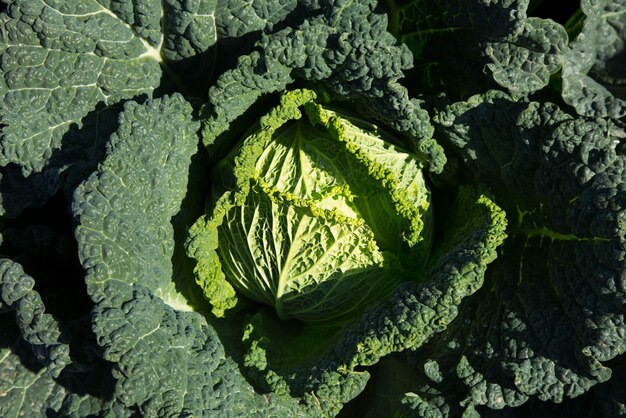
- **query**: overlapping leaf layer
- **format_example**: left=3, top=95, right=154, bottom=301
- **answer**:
left=0, top=0, right=624, bottom=416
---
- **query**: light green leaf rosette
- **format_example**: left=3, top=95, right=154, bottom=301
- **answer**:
left=187, top=89, right=434, bottom=325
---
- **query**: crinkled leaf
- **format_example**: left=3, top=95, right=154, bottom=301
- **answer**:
left=390, top=0, right=567, bottom=97
left=215, top=0, right=299, bottom=37
left=72, top=94, right=304, bottom=416
left=0, top=259, right=70, bottom=377
left=484, top=356, right=626, bottom=417
left=412, top=91, right=626, bottom=414
left=0, top=313, right=129, bottom=417
left=239, top=186, right=507, bottom=416
left=189, top=90, right=434, bottom=323
left=562, top=0, right=626, bottom=119
left=0, top=1, right=162, bottom=174
left=202, top=0, right=444, bottom=173
left=0, top=0, right=245, bottom=213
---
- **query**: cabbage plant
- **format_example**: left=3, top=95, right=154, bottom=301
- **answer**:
left=0, top=0, right=624, bottom=416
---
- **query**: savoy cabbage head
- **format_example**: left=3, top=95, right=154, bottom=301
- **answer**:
left=188, top=89, right=434, bottom=324
left=0, top=0, right=624, bottom=417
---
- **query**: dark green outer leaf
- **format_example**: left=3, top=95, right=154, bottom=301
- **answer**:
left=0, top=0, right=290, bottom=217
left=562, top=0, right=626, bottom=119
left=482, top=355, right=626, bottom=417
left=72, top=95, right=304, bottom=416
left=0, top=1, right=162, bottom=174
left=202, top=0, right=445, bottom=173
left=391, top=0, right=567, bottom=98
left=0, top=260, right=128, bottom=417
left=408, top=91, right=626, bottom=414
left=0, top=259, right=70, bottom=378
